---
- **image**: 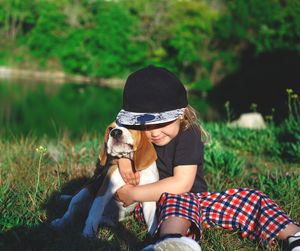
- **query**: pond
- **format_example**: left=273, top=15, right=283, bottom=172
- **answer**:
left=0, top=79, right=124, bottom=138
left=0, top=79, right=212, bottom=138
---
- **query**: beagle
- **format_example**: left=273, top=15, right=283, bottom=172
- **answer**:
left=51, top=122, right=159, bottom=238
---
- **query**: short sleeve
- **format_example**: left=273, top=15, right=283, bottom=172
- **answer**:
left=173, top=127, right=204, bottom=167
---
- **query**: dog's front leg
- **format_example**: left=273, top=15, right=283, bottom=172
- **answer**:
left=139, top=162, right=159, bottom=236
left=142, top=201, right=158, bottom=235
left=51, top=188, right=93, bottom=229
left=81, top=184, right=114, bottom=238
left=82, top=169, right=125, bottom=238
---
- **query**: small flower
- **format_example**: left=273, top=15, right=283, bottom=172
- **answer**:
left=250, top=103, right=258, bottom=112
left=272, top=108, right=275, bottom=113
left=286, top=89, right=293, bottom=93
left=225, top=101, right=230, bottom=106
left=292, top=94, right=298, bottom=99
left=36, top=145, right=47, bottom=155
left=265, top=115, right=273, bottom=120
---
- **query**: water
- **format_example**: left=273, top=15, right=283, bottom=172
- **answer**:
left=0, top=79, right=123, bottom=138
left=0, top=78, right=213, bottom=138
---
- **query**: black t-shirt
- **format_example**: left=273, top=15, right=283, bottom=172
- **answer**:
left=154, top=126, right=208, bottom=193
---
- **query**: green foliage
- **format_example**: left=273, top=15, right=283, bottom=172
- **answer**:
left=161, top=0, right=219, bottom=86
left=1, top=0, right=300, bottom=89
left=204, top=139, right=244, bottom=178
left=0, top=0, right=37, bottom=39
left=205, top=116, right=300, bottom=163
left=276, top=90, right=300, bottom=162
left=26, top=1, right=68, bottom=61
left=23, top=0, right=147, bottom=77
left=58, top=2, right=147, bottom=77
left=214, top=0, right=300, bottom=53
left=277, top=117, right=300, bottom=162
left=205, top=123, right=281, bottom=158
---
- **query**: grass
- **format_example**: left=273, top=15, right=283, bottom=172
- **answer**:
left=0, top=118, right=299, bottom=251
left=1, top=89, right=300, bottom=250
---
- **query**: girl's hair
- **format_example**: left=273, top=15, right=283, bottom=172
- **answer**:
left=181, top=105, right=210, bottom=144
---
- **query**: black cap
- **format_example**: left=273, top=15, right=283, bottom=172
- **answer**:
left=116, top=65, right=188, bottom=125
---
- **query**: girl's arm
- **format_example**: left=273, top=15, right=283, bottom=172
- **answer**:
left=116, top=163, right=197, bottom=207
left=117, top=158, right=140, bottom=185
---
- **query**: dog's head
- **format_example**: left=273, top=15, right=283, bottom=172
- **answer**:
left=98, top=122, right=157, bottom=171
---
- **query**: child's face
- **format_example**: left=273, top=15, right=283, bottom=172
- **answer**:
left=143, top=118, right=181, bottom=146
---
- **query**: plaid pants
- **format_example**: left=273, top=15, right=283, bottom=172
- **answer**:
left=135, top=188, right=295, bottom=246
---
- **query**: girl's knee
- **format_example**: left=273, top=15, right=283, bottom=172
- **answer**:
left=240, top=187, right=268, bottom=199
left=160, top=217, right=192, bottom=237
left=158, top=192, right=181, bottom=205
left=158, top=192, right=199, bottom=208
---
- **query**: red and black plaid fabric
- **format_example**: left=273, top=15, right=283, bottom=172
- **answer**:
left=135, top=188, right=295, bottom=246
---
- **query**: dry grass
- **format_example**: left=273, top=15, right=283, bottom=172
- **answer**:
left=0, top=129, right=299, bottom=250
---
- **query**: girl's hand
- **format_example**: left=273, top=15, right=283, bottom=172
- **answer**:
left=118, top=158, right=140, bottom=185
left=115, top=184, right=136, bottom=207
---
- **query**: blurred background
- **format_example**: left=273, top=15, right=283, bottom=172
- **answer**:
left=1, top=0, right=300, bottom=138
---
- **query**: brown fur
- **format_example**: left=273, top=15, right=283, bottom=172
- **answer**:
left=89, top=121, right=157, bottom=197
left=96, top=165, right=118, bottom=196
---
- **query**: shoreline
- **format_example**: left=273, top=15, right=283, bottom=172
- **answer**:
left=0, top=66, right=125, bottom=88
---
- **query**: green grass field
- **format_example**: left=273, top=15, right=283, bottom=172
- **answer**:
left=0, top=114, right=299, bottom=250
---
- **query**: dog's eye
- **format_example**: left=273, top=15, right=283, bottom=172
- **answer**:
left=108, top=127, right=113, bottom=131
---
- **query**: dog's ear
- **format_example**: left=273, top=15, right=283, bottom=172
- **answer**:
left=87, top=122, right=115, bottom=187
left=98, top=144, right=107, bottom=168
left=98, top=121, right=116, bottom=167
left=134, top=131, right=157, bottom=171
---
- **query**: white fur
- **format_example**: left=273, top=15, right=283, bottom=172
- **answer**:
left=82, top=161, right=158, bottom=237
left=51, top=188, right=93, bottom=228
left=107, top=126, right=134, bottom=158
left=51, top=124, right=159, bottom=238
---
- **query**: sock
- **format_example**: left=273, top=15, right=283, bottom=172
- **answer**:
left=159, top=233, right=183, bottom=241
left=288, top=231, right=300, bottom=251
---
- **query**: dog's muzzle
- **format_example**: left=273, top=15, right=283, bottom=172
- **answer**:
left=110, top=129, right=122, bottom=139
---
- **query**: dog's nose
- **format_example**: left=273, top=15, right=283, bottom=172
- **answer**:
left=110, top=129, right=122, bottom=139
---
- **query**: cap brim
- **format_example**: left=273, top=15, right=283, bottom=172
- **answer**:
left=116, top=108, right=185, bottom=125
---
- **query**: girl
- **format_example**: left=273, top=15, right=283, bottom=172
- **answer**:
left=114, top=65, right=300, bottom=251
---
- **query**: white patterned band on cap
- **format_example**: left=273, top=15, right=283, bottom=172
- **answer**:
left=116, top=108, right=185, bottom=125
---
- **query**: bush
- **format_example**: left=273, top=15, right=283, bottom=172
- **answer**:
left=205, top=123, right=281, bottom=159
left=277, top=117, right=300, bottom=162
left=204, top=139, right=244, bottom=178
left=58, top=2, right=147, bottom=77
left=214, top=0, right=300, bottom=53
left=26, top=2, right=67, bottom=60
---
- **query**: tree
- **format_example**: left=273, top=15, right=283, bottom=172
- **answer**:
left=0, top=0, right=36, bottom=40
left=57, top=0, right=147, bottom=77
left=163, top=0, right=219, bottom=89
left=214, top=0, right=300, bottom=54
left=26, top=1, right=68, bottom=59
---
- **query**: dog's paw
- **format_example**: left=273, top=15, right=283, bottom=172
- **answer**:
left=82, top=227, right=96, bottom=238
left=50, top=218, right=68, bottom=229
left=82, top=221, right=98, bottom=238
left=59, top=194, right=72, bottom=201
